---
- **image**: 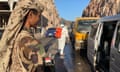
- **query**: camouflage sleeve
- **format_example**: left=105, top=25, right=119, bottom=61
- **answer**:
left=19, top=36, right=46, bottom=64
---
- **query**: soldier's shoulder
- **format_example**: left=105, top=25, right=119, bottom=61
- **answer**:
left=16, top=30, right=33, bottom=42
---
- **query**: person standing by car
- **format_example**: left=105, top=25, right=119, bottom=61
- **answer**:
left=58, top=22, right=70, bottom=58
left=55, top=23, right=75, bottom=72
left=0, top=0, right=46, bottom=72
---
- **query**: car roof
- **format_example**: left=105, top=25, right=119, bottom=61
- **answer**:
left=48, top=28, right=56, bottom=30
left=97, top=14, right=120, bottom=23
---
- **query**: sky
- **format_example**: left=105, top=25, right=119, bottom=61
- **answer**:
left=55, top=0, right=90, bottom=21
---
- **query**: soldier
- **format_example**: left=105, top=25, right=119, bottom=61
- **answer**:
left=0, top=0, right=45, bottom=72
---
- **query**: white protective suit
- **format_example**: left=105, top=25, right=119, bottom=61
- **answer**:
left=58, top=25, right=69, bottom=55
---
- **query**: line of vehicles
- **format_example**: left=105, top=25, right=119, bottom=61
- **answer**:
left=74, top=15, right=120, bottom=72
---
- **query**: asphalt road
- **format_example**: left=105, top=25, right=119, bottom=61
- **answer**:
left=75, top=50, right=91, bottom=72
left=39, top=37, right=92, bottom=72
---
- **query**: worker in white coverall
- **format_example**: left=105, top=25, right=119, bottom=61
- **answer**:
left=58, top=23, right=69, bottom=58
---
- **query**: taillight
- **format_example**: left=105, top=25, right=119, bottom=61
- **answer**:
left=45, top=57, right=51, bottom=63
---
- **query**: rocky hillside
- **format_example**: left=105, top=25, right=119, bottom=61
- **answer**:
left=60, top=18, right=73, bottom=27
left=82, top=0, right=120, bottom=17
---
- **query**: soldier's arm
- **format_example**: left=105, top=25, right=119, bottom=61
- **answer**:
left=20, top=36, right=45, bottom=64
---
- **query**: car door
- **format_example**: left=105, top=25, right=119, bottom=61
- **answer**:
left=94, top=23, right=103, bottom=67
left=87, top=23, right=103, bottom=68
left=110, top=22, right=120, bottom=72
left=87, top=23, right=98, bottom=65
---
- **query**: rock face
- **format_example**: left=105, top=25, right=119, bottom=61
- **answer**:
left=82, top=0, right=120, bottom=17
left=60, top=18, right=72, bottom=25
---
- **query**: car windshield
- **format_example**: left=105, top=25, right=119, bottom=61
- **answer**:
left=48, top=28, right=56, bottom=30
left=77, top=20, right=97, bottom=32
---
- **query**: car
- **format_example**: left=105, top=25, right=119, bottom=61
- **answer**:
left=87, top=14, right=120, bottom=72
left=0, top=29, right=4, bottom=39
left=46, top=28, right=56, bottom=37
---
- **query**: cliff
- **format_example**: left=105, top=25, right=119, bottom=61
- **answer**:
left=82, top=0, right=120, bottom=17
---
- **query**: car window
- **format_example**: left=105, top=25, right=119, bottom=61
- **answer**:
left=90, top=24, right=98, bottom=39
left=0, top=30, right=4, bottom=39
left=115, top=25, right=120, bottom=48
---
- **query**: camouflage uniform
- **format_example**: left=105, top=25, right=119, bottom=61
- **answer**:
left=10, top=29, right=45, bottom=72
left=0, top=0, right=45, bottom=72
